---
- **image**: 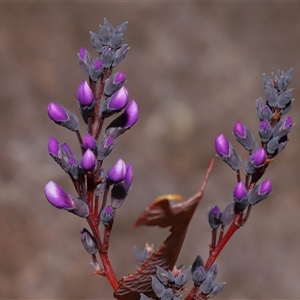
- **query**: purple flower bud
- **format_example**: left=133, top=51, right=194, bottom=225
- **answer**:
left=78, top=47, right=86, bottom=60
left=214, top=134, right=241, bottom=171
left=81, top=228, right=97, bottom=255
left=106, top=158, right=126, bottom=183
left=249, top=148, right=266, bottom=166
left=233, top=182, right=249, bottom=212
left=48, top=137, right=60, bottom=159
left=273, top=116, right=294, bottom=139
left=104, top=100, right=139, bottom=139
left=233, top=182, right=247, bottom=201
left=233, top=121, right=255, bottom=151
left=44, top=181, right=89, bottom=217
left=76, top=81, right=94, bottom=107
left=48, top=102, right=68, bottom=122
left=174, top=267, right=191, bottom=288
left=45, top=181, right=73, bottom=209
left=259, top=120, right=273, bottom=143
left=109, top=86, right=129, bottom=110
left=47, top=102, right=79, bottom=132
left=100, top=86, right=129, bottom=118
left=100, top=205, right=115, bottom=226
left=245, top=147, right=266, bottom=175
left=156, top=266, right=169, bottom=285
left=215, top=134, right=230, bottom=157
left=104, top=71, right=126, bottom=96
left=97, top=136, right=114, bottom=161
left=248, top=179, right=272, bottom=205
left=124, top=164, right=133, bottom=191
left=208, top=205, right=222, bottom=230
left=80, top=149, right=96, bottom=172
left=82, top=134, right=96, bottom=151
left=123, top=100, right=138, bottom=128
left=78, top=47, right=93, bottom=77
left=89, top=58, right=103, bottom=82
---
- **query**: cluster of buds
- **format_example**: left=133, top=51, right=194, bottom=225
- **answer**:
left=212, top=69, right=293, bottom=224
left=44, top=18, right=138, bottom=278
left=139, top=256, right=225, bottom=300
left=204, top=69, right=294, bottom=271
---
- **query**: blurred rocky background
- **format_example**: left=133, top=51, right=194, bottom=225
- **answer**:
left=1, top=2, right=300, bottom=299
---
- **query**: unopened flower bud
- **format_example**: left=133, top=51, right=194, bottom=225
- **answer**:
left=77, top=81, right=94, bottom=107
left=192, top=266, right=206, bottom=286
left=214, top=134, right=241, bottom=171
left=201, top=277, right=213, bottom=295
left=259, top=120, right=273, bottom=143
left=208, top=205, right=222, bottom=230
left=278, top=89, right=293, bottom=109
left=47, top=102, right=79, bottom=132
left=100, top=86, right=129, bottom=118
left=44, top=181, right=89, bottom=217
left=104, top=71, right=126, bottom=96
left=248, top=179, right=272, bottom=205
left=97, top=136, right=114, bottom=161
left=48, top=136, right=61, bottom=164
left=245, top=148, right=266, bottom=174
left=80, top=149, right=96, bottom=172
left=101, top=46, right=115, bottom=68
left=89, top=31, right=103, bottom=53
left=265, top=85, right=278, bottom=107
left=109, top=32, right=123, bottom=49
left=113, top=44, right=130, bottom=67
left=267, top=136, right=279, bottom=154
left=104, top=100, right=139, bottom=139
left=272, top=116, right=294, bottom=139
left=82, top=134, right=96, bottom=151
left=100, top=205, right=115, bottom=226
left=106, top=158, right=126, bottom=183
left=81, top=228, right=97, bottom=255
left=233, top=182, right=249, bottom=212
left=221, top=203, right=235, bottom=226
left=99, top=18, right=113, bottom=45
left=209, top=282, right=226, bottom=298
left=78, top=47, right=93, bottom=76
left=233, top=121, right=255, bottom=151
left=89, top=58, right=103, bottom=82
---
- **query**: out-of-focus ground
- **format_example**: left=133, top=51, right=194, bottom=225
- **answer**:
left=1, top=2, right=300, bottom=299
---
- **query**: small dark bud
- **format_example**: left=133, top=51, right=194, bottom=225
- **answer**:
left=81, top=228, right=97, bottom=255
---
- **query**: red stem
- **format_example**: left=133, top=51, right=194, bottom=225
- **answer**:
left=205, top=214, right=242, bottom=268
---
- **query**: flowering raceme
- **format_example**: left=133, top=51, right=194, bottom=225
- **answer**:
left=44, top=18, right=294, bottom=300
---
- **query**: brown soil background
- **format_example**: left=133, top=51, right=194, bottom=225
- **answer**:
left=1, top=2, right=300, bottom=299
